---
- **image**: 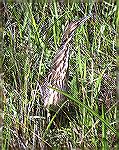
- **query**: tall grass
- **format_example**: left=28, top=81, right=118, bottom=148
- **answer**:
left=1, top=1, right=118, bottom=149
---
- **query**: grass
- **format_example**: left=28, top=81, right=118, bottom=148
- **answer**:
left=1, top=1, right=118, bottom=150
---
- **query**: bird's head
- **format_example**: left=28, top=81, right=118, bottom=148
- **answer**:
left=62, top=13, right=93, bottom=42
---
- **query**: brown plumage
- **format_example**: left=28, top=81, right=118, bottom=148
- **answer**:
left=41, top=13, right=93, bottom=107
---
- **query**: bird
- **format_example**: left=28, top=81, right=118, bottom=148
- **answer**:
left=41, top=13, right=93, bottom=108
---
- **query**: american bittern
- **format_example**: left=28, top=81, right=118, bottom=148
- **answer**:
left=41, top=13, right=92, bottom=107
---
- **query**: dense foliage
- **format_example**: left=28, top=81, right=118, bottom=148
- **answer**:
left=1, top=1, right=118, bottom=149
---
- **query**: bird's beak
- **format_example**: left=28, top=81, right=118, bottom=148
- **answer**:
left=71, top=13, right=93, bottom=32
